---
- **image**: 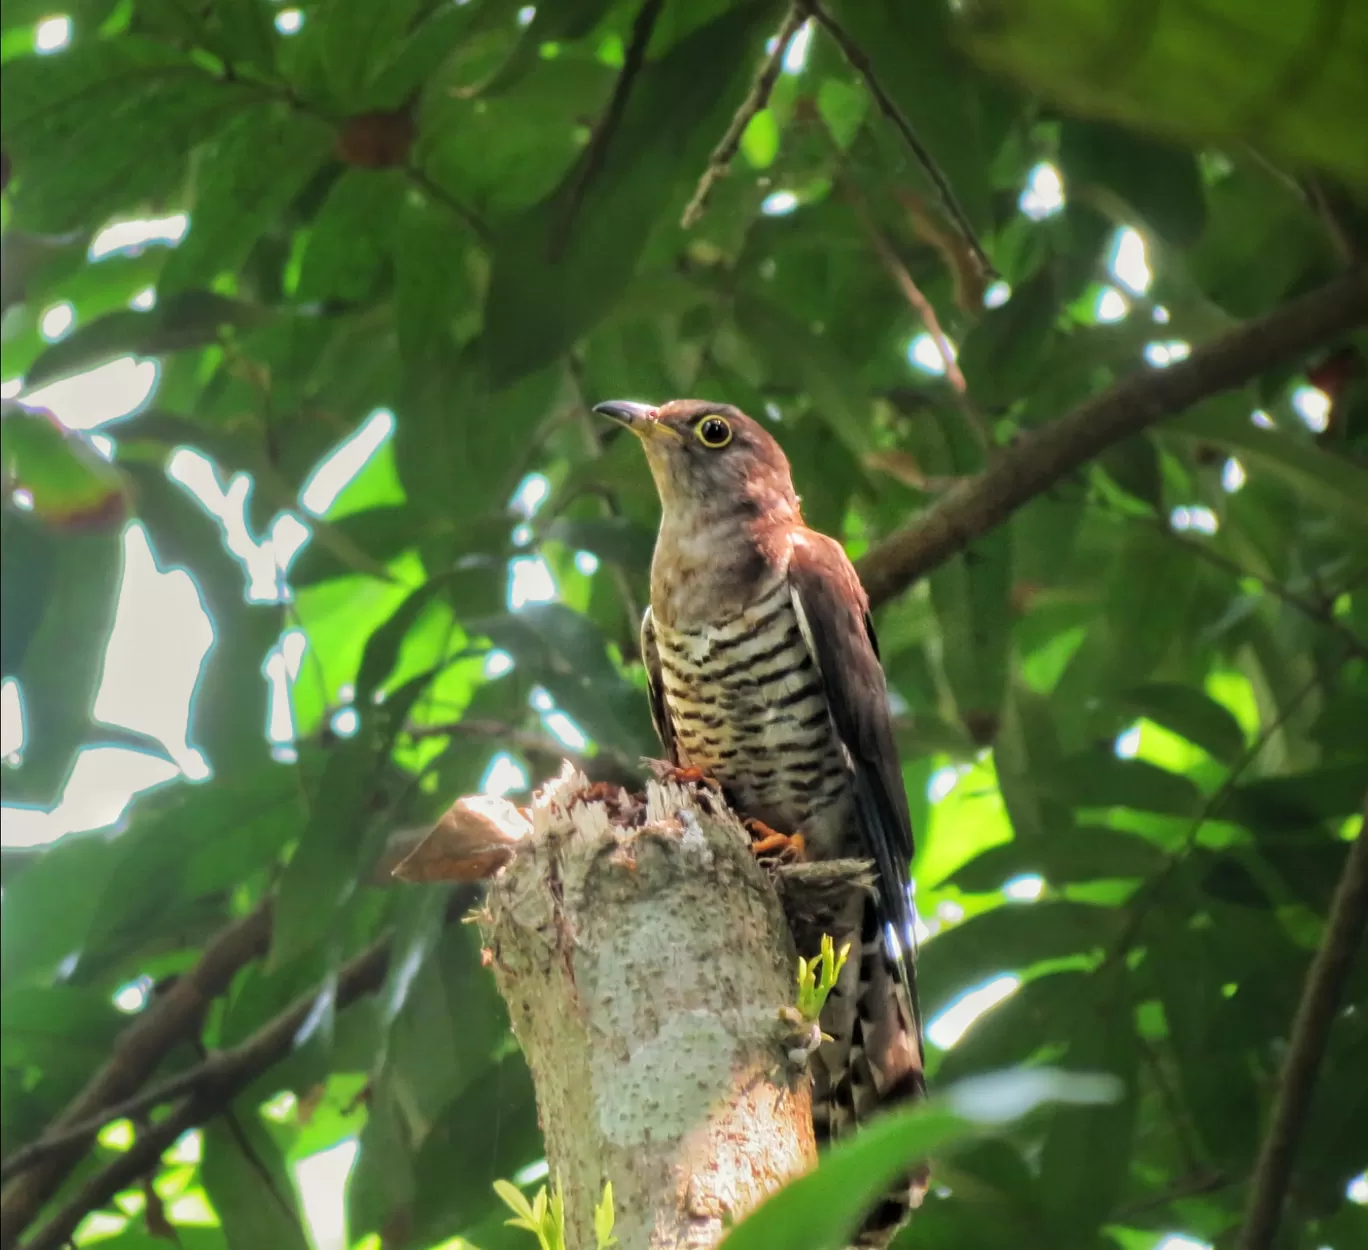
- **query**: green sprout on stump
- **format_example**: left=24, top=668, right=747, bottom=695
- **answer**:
left=796, top=933, right=851, bottom=1023
left=494, top=1175, right=617, bottom=1250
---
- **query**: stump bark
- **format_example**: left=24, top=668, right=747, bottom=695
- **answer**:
left=466, top=765, right=818, bottom=1250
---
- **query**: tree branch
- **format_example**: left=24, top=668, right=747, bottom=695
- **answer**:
left=803, top=0, right=993, bottom=283
left=0, top=903, right=273, bottom=1245
left=681, top=3, right=807, bottom=229
left=22, top=1100, right=210, bottom=1250
left=857, top=267, right=1368, bottom=609
left=18, top=892, right=471, bottom=1250
left=1235, top=800, right=1368, bottom=1250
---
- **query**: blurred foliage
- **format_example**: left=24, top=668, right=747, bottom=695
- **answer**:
left=2, top=1, right=1366, bottom=1249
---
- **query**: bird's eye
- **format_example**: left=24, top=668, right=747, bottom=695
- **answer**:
left=695, top=416, right=732, bottom=448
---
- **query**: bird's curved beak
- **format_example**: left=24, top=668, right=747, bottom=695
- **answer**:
left=592, top=400, right=681, bottom=443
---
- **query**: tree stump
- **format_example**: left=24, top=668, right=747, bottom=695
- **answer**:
left=412, top=764, right=824, bottom=1249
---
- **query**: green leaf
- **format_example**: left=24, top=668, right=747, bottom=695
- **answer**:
left=928, top=525, right=1011, bottom=738
left=1220, top=761, right=1368, bottom=836
left=471, top=0, right=617, bottom=100
left=1096, top=435, right=1162, bottom=510
left=482, top=1, right=781, bottom=384
left=2, top=406, right=127, bottom=530
left=1040, top=751, right=1204, bottom=818
left=935, top=971, right=1093, bottom=1085
left=23, top=292, right=266, bottom=387
left=816, top=78, right=867, bottom=150
left=1, top=984, right=124, bottom=1080
left=467, top=603, right=655, bottom=753
left=733, top=295, right=873, bottom=455
left=354, top=573, right=461, bottom=705
left=1058, top=119, right=1207, bottom=247
left=202, top=1112, right=311, bottom=1250
left=214, top=0, right=278, bottom=76
left=962, top=0, right=1368, bottom=188
left=316, top=0, right=430, bottom=103
left=957, top=266, right=1059, bottom=409
left=1187, top=166, right=1334, bottom=317
left=160, top=104, right=335, bottom=294
left=289, top=506, right=419, bottom=589
left=0, top=835, right=117, bottom=986
left=720, top=1071, right=1120, bottom=1250
left=594, top=1180, right=618, bottom=1249
left=1051, top=524, right=1201, bottom=734
left=1144, top=916, right=1261, bottom=1169
left=3, top=523, right=122, bottom=804
left=740, top=107, right=779, bottom=169
left=1173, top=398, right=1368, bottom=530
left=1037, top=974, right=1139, bottom=1235
left=393, top=193, right=480, bottom=366
left=494, top=1178, right=539, bottom=1224
left=944, top=825, right=1165, bottom=892
left=919, top=902, right=1125, bottom=1020
left=410, top=1051, right=544, bottom=1242
left=393, top=353, right=559, bottom=536
left=295, top=169, right=405, bottom=303
left=1118, top=682, right=1247, bottom=764
left=270, top=672, right=433, bottom=966
left=1, top=40, right=246, bottom=231
left=542, top=515, right=655, bottom=575
left=121, top=463, right=283, bottom=778
left=722, top=1104, right=973, bottom=1250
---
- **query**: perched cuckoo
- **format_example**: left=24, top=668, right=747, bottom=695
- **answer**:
left=594, top=397, right=926, bottom=1245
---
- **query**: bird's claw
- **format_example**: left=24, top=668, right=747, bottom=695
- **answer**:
left=652, top=762, right=723, bottom=792
left=746, top=820, right=807, bottom=862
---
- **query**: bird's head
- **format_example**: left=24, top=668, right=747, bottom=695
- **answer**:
left=592, top=398, right=800, bottom=526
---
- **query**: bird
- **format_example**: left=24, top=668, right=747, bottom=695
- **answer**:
left=594, top=397, right=926, bottom=1246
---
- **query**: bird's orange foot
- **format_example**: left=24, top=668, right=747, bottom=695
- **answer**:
left=746, top=820, right=807, bottom=862
left=660, top=763, right=722, bottom=791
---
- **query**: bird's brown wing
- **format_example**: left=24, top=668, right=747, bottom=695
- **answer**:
left=639, top=606, right=681, bottom=765
left=786, top=531, right=923, bottom=1054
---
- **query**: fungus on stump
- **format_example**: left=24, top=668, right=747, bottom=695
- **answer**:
left=401, top=764, right=838, bottom=1250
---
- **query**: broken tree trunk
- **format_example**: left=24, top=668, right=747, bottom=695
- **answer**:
left=400, top=764, right=838, bottom=1250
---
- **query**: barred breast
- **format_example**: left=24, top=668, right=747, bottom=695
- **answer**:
left=650, top=577, right=854, bottom=854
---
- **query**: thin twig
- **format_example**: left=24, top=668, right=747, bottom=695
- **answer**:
left=803, top=0, right=994, bottom=282
left=847, top=188, right=991, bottom=450
left=856, top=268, right=1368, bottom=608
left=1235, top=797, right=1368, bottom=1250
left=681, top=4, right=807, bottom=229
left=403, top=163, right=490, bottom=244
left=0, top=904, right=273, bottom=1242
left=1116, top=1171, right=1231, bottom=1219
left=553, top=0, right=665, bottom=257
left=1141, top=1042, right=1204, bottom=1177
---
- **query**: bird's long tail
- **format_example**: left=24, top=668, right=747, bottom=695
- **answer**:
left=811, top=891, right=928, bottom=1248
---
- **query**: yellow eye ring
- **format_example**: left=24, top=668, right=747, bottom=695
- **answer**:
left=695, top=415, right=732, bottom=448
